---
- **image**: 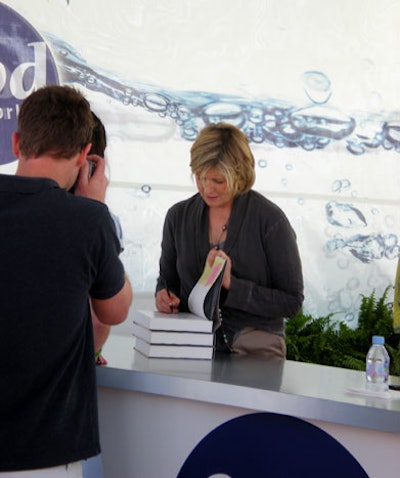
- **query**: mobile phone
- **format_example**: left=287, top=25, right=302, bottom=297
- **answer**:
left=69, top=160, right=96, bottom=194
left=88, top=160, right=96, bottom=178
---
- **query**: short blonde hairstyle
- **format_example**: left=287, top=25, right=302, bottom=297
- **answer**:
left=190, top=123, right=256, bottom=196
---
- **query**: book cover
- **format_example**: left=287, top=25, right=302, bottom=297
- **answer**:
left=133, top=322, right=214, bottom=346
left=188, top=255, right=226, bottom=332
left=134, top=310, right=213, bottom=333
left=134, top=337, right=214, bottom=359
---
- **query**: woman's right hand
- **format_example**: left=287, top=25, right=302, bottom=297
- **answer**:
left=207, top=247, right=232, bottom=290
left=156, top=288, right=180, bottom=313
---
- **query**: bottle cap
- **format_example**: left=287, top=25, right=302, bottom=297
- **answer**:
left=372, top=335, right=384, bottom=345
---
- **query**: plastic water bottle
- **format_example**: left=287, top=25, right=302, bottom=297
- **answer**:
left=365, top=335, right=390, bottom=392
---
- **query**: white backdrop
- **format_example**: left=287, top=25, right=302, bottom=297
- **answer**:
left=2, top=0, right=400, bottom=324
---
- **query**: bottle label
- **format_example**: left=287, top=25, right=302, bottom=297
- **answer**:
left=366, top=362, right=389, bottom=378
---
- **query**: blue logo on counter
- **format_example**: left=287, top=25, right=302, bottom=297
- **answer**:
left=177, top=412, right=368, bottom=478
left=0, top=4, right=59, bottom=165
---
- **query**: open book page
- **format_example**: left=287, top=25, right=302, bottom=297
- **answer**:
left=188, top=256, right=226, bottom=332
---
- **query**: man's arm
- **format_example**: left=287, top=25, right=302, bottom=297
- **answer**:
left=92, top=309, right=110, bottom=365
left=91, top=275, right=133, bottom=326
left=91, top=307, right=111, bottom=353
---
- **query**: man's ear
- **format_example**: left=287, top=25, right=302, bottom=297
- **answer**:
left=11, top=133, right=20, bottom=158
left=76, top=143, right=92, bottom=167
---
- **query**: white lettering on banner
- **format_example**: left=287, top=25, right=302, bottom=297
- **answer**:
left=0, top=106, right=15, bottom=120
left=0, top=62, right=6, bottom=93
left=3, top=41, right=47, bottom=100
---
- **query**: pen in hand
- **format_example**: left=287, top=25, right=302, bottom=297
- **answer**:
left=167, top=289, right=174, bottom=313
left=160, top=278, right=179, bottom=313
left=165, top=287, right=174, bottom=314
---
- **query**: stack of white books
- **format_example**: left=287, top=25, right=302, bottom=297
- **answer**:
left=134, top=256, right=226, bottom=360
left=133, top=309, right=215, bottom=359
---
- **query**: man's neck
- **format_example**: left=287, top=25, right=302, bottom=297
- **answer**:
left=16, top=157, right=60, bottom=185
left=15, top=155, right=78, bottom=189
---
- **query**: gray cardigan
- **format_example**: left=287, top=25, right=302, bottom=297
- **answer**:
left=156, top=190, right=304, bottom=345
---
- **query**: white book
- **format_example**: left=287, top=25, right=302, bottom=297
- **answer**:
left=133, top=322, right=214, bottom=346
left=134, top=310, right=213, bottom=333
left=135, top=337, right=214, bottom=360
left=154, top=255, right=226, bottom=334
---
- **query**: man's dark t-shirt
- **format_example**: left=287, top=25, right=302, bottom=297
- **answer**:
left=0, top=175, right=125, bottom=471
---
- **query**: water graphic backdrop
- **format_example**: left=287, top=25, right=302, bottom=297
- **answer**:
left=2, top=0, right=400, bottom=324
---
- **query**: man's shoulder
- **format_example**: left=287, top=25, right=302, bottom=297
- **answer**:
left=68, top=193, right=109, bottom=212
left=0, top=174, right=57, bottom=193
left=62, top=194, right=112, bottom=229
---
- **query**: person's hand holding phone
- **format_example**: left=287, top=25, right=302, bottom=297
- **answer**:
left=74, top=154, right=109, bottom=203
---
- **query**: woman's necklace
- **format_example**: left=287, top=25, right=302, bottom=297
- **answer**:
left=210, top=223, right=228, bottom=250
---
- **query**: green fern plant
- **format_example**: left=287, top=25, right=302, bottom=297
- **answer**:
left=386, top=343, right=400, bottom=377
left=286, top=286, right=400, bottom=376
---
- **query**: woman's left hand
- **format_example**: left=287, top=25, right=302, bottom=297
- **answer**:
left=207, top=247, right=232, bottom=290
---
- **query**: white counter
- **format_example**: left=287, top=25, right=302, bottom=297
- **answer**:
left=96, top=334, right=400, bottom=478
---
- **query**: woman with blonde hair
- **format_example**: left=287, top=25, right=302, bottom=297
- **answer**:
left=156, top=122, right=303, bottom=358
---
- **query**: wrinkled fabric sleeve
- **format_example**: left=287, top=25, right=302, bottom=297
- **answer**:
left=156, top=208, right=181, bottom=297
left=223, top=215, right=303, bottom=320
